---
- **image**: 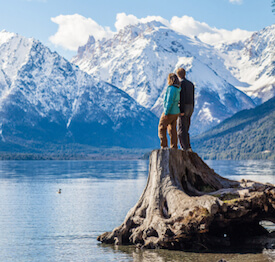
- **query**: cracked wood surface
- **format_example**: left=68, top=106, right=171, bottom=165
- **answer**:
left=97, top=149, right=275, bottom=250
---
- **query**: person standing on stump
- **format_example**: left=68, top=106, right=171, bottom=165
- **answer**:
left=158, top=73, right=181, bottom=149
left=176, top=68, right=195, bottom=152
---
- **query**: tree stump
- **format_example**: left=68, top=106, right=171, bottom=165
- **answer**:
left=97, top=149, right=275, bottom=250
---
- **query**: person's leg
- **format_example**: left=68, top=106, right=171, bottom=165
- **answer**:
left=168, top=114, right=179, bottom=148
left=158, top=113, right=169, bottom=148
left=177, top=115, right=186, bottom=150
left=181, top=115, right=189, bottom=150
left=185, top=116, right=191, bottom=150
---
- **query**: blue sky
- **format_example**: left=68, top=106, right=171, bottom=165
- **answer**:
left=1, top=0, right=274, bottom=59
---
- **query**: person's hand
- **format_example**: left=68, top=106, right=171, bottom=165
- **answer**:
left=180, top=113, right=185, bottom=116
left=163, top=115, right=169, bottom=120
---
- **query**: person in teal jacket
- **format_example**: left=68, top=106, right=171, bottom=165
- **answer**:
left=158, top=73, right=181, bottom=148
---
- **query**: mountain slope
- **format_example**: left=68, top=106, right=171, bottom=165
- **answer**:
left=0, top=30, right=159, bottom=150
left=216, top=24, right=275, bottom=104
left=72, top=21, right=255, bottom=135
left=192, top=97, right=275, bottom=160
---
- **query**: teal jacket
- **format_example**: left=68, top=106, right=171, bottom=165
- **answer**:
left=163, top=85, right=181, bottom=115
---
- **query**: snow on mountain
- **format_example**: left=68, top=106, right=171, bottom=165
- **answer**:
left=0, top=30, right=159, bottom=149
left=216, top=24, right=275, bottom=104
left=72, top=21, right=255, bottom=134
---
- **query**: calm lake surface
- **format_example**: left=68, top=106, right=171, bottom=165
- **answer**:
left=0, top=159, right=274, bottom=262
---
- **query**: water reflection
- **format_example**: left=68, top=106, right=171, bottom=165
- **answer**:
left=0, top=160, right=148, bottom=181
left=103, top=244, right=272, bottom=262
left=0, top=160, right=149, bottom=262
left=0, top=160, right=274, bottom=262
left=206, top=160, right=275, bottom=184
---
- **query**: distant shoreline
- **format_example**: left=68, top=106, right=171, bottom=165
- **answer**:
left=0, top=152, right=151, bottom=161
left=0, top=145, right=154, bottom=160
left=0, top=151, right=273, bottom=161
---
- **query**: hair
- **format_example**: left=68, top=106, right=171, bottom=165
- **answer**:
left=167, top=73, right=180, bottom=86
left=177, top=68, right=186, bottom=79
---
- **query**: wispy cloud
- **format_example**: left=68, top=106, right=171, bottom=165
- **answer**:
left=49, top=13, right=253, bottom=51
left=229, top=0, right=243, bottom=4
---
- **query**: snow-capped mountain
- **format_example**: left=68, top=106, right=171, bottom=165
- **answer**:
left=0, top=30, right=159, bottom=149
left=216, top=24, right=275, bottom=104
left=72, top=21, right=255, bottom=134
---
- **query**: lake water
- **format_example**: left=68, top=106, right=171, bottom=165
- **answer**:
left=0, top=159, right=274, bottom=262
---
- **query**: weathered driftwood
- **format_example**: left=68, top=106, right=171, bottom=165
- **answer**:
left=97, top=149, right=275, bottom=250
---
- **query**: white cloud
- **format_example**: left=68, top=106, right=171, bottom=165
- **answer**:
left=170, top=16, right=213, bottom=36
left=137, top=15, right=170, bottom=28
left=169, top=15, right=253, bottom=45
left=114, top=14, right=253, bottom=45
left=229, top=0, right=243, bottom=4
left=115, top=13, right=170, bottom=31
left=49, top=14, right=113, bottom=51
left=114, top=13, right=139, bottom=31
left=49, top=13, right=253, bottom=51
left=198, top=28, right=252, bottom=45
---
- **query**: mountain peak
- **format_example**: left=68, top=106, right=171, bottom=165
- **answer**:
left=118, top=20, right=167, bottom=33
left=113, top=20, right=168, bottom=43
left=216, top=24, right=275, bottom=104
left=72, top=22, right=255, bottom=135
left=77, top=35, right=96, bottom=59
left=0, top=30, right=17, bottom=46
left=0, top=31, right=160, bottom=149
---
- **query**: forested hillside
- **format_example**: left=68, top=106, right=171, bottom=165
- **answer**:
left=192, top=97, right=275, bottom=160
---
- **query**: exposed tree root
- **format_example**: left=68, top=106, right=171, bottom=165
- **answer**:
left=97, top=149, right=275, bottom=250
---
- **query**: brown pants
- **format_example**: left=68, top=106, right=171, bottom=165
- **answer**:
left=158, top=113, right=179, bottom=148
